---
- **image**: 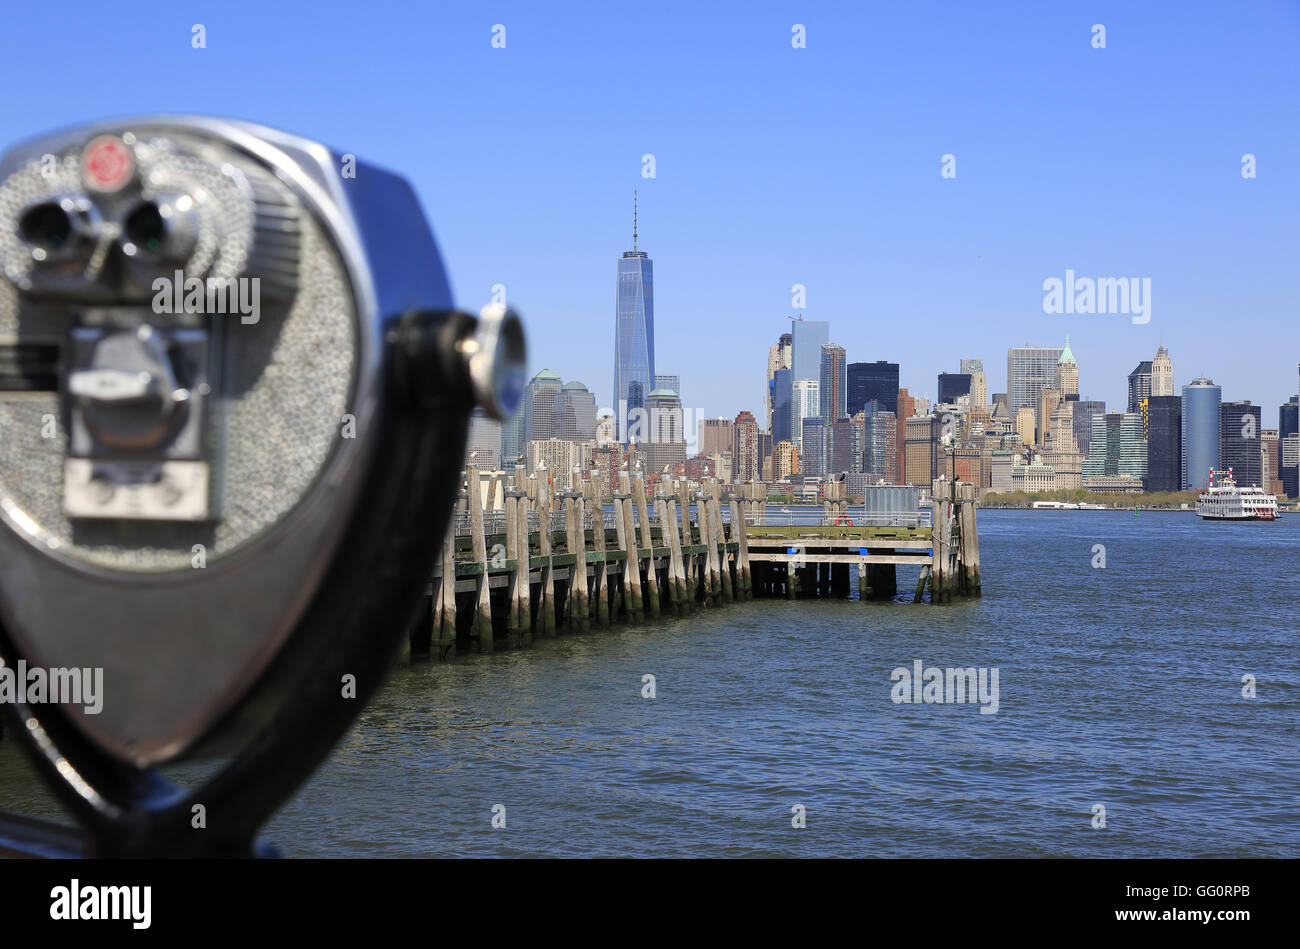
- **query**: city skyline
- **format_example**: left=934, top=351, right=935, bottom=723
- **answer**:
left=3, top=5, right=1293, bottom=426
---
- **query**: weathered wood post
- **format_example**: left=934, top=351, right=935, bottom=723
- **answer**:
left=729, top=494, right=752, bottom=600
left=698, top=488, right=722, bottom=604
left=675, top=480, right=695, bottom=598
left=506, top=462, right=527, bottom=639
left=536, top=464, right=557, bottom=637
left=631, top=474, right=661, bottom=619
left=664, top=491, right=689, bottom=613
left=588, top=469, right=611, bottom=626
left=436, top=511, right=459, bottom=655
left=563, top=472, right=590, bottom=632
left=616, top=469, right=644, bottom=622
left=710, top=479, right=735, bottom=602
left=930, top=477, right=951, bottom=604
left=957, top=481, right=981, bottom=597
left=653, top=489, right=681, bottom=615
left=466, top=465, right=497, bottom=650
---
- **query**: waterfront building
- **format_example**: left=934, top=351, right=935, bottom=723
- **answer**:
left=1081, top=474, right=1145, bottom=494
left=1279, top=395, right=1299, bottom=498
left=1181, top=378, right=1222, bottom=490
left=1145, top=394, right=1183, bottom=492
left=1283, top=434, right=1300, bottom=499
left=1011, top=456, right=1056, bottom=493
left=1262, top=430, right=1280, bottom=496
left=613, top=195, right=655, bottom=442
left=1218, top=401, right=1263, bottom=487
left=1083, top=412, right=1147, bottom=482
left=990, top=450, right=1014, bottom=494
left=1007, top=344, right=1064, bottom=415
left=819, top=343, right=846, bottom=423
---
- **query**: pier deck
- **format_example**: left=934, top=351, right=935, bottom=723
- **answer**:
left=411, top=469, right=981, bottom=660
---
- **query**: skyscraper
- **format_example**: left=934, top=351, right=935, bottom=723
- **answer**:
left=614, top=192, right=655, bottom=442
left=792, top=379, right=820, bottom=451
left=1082, top=412, right=1148, bottom=481
left=554, top=381, right=598, bottom=441
left=732, top=411, right=761, bottom=482
left=846, top=361, right=899, bottom=416
left=1055, top=337, right=1079, bottom=397
left=1128, top=361, right=1153, bottom=414
left=1145, top=395, right=1182, bottom=492
left=1007, top=345, right=1065, bottom=415
left=819, top=343, right=846, bottom=422
left=1151, top=345, right=1174, bottom=396
left=790, top=318, right=829, bottom=384
left=766, top=332, right=792, bottom=432
left=1181, top=377, right=1221, bottom=490
left=698, top=417, right=734, bottom=458
left=1073, top=399, right=1105, bottom=456
left=937, top=372, right=972, bottom=405
left=961, top=359, right=989, bottom=412
left=896, top=387, right=917, bottom=482
left=523, top=368, right=563, bottom=442
left=862, top=405, right=897, bottom=482
left=1218, top=401, right=1263, bottom=487
left=771, top=367, right=793, bottom=444
left=654, top=374, right=680, bottom=403
left=801, top=417, right=826, bottom=478
left=1280, top=395, right=1299, bottom=498
left=644, top=387, right=687, bottom=475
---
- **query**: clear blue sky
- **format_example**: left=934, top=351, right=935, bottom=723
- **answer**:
left=3, top=1, right=1297, bottom=424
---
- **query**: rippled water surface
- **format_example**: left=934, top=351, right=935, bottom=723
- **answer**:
left=2, top=510, right=1297, bottom=856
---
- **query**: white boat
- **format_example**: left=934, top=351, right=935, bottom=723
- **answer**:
left=1196, top=468, right=1277, bottom=521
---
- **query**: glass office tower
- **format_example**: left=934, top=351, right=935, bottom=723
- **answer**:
left=614, top=211, right=655, bottom=442
left=790, top=319, right=829, bottom=384
left=847, top=361, right=900, bottom=417
left=1007, top=346, right=1065, bottom=415
left=1145, top=395, right=1182, bottom=492
left=1181, top=377, right=1221, bottom=490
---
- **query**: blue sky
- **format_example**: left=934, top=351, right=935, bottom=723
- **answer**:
left=2, top=1, right=1297, bottom=423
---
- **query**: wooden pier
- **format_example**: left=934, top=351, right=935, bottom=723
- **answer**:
left=409, top=469, right=981, bottom=661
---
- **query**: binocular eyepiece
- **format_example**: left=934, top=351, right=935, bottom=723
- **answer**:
left=0, top=117, right=525, bottom=856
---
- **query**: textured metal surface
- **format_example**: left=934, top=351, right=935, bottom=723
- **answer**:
left=0, top=118, right=384, bottom=764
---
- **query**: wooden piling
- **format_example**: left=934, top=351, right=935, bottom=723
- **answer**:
left=588, top=469, right=611, bottom=626
left=435, top=518, right=458, bottom=656
left=631, top=474, right=661, bottom=619
left=615, top=471, right=644, bottom=622
left=466, top=466, right=496, bottom=650
left=537, top=466, right=557, bottom=637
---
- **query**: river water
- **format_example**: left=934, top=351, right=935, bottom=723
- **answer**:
left=2, top=510, right=1297, bottom=857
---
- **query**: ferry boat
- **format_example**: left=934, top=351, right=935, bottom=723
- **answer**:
left=1196, top=468, right=1277, bottom=521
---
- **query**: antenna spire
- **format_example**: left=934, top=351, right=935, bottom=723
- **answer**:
left=633, top=189, right=638, bottom=252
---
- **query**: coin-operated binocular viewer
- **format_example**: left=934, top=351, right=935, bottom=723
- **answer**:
left=0, top=117, right=525, bottom=856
